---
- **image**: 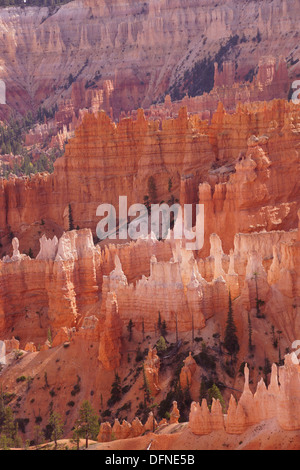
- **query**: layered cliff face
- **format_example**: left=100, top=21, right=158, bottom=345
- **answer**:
left=1, top=207, right=299, bottom=362
left=0, top=99, right=299, bottom=260
left=0, top=0, right=300, bottom=120
left=0, top=192, right=299, bottom=445
left=0, top=0, right=299, bottom=451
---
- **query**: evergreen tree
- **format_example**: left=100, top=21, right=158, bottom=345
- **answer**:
left=157, top=312, right=162, bottom=334
left=248, top=311, right=253, bottom=352
left=68, top=203, right=74, bottom=231
left=148, top=176, right=157, bottom=204
left=161, top=320, right=167, bottom=339
left=199, top=378, right=208, bottom=403
left=127, top=319, right=134, bottom=342
left=143, top=195, right=151, bottom=214
left=156, top=336, right=167, bottom=354
left=76, top=400, right=99, bottom=449
left=207, top=384, right=226, bottom=413
left=2, top=407, right=15, bottom=446
left=142, top=318, right=145, bottom=341
left=224, top=293, right=239, bottom=362
left=49, top=411, right=64, bottom=450
left=142, top=364, right=151, bottom=407
left=271, top=325, right=278, bottom=349
left=0, top=434, right=8, bottom=450
left=71, top=423, right=81, bottom=451
left=252, top=272, right=265, bottom=318
left=108, top=373, right=122, bottom=406
left=175, top=312, right=179, bottom=344
left=263, top=357, right=272, bottom=386
left=34, top=425, right=44, bottom=447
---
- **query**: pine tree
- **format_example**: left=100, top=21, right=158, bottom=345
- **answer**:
left=127, top=319, right=134, bottom=342
left=207, top=384, right=226, bottom=413
left=161, top=320, right=167, bottom=339
left=68, top=203, right=74, bottom=231
left=156, top=336, right=167, bottom=354
left=142, top=364, right=151, bottom=407
left=175, top=312, right=179, bottom=344
left=1, top=406, right=20, bottom=448
left=157, top=312, right=162, bottom=334
left=108, top=373, right=122, bottom=406
left=34, top=425, right=44, bottom=447
left=49, top=411, right=64, bottom=450
left=224, top=293, right=240, bottom=363
left=71, top=423, right=81, bottom=451
left=148, top=176, right=157, bottom=204
left=263, top=357, right=272, bottom=386
left=252, top=272, right=265, bottom=318
left=199, top=378, right=208, bottom=403
left=142, top=318, right=145, bottom=341
left=76, top=400, right=99, bottom=449
left=248, top=311, right=253, bottom=352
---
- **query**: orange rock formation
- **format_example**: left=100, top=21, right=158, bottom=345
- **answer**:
left=144, top=348, right=161, bottom=396
left=189, top=356, right=300, bottom=436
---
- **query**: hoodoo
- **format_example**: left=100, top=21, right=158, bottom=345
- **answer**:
left=0, top=0, right=299, bottom=452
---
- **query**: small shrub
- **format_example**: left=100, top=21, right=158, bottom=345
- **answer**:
left=135, top=347, right=144, bottom=362
left=15, top=418, right=30, bottom=434
left=16, top=376, right=27, bottom=383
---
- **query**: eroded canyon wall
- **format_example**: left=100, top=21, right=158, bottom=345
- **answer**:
left=0, top=100, right=299, bottom=259
left=0, top=0, right=300, bottom=119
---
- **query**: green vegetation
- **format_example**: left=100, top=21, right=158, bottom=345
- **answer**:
left=0, top=106, right=56, bottom=156
left=252, top=272, right=266, bottom=318
left=108, top=373, right=122, bottom=407
left=248, top=311, right=253, bottom=352
left=16, top=375, right=27, bottom=383
left=207, top=384, right=226, bottom=413
left=68, top=203, right=74, bottom=231
left=157, top=313, right=168, bottom=339
left=0, top=113, right=34, bottom=155
left=156, top=336, right=167, bottom=354
left=47, top=327, right=52, bottom=346
left=148, top=176, right=158, bottom=204
left=48, top=411, right=64, bottom=450
left=0, top=389, right=23, bottom=449
left=223, top=293, right=240, bottom=362
left=127, top=319, right=134, bottom=342
left=135, top=346, right=144, bottom=362
left=168, top=34, right=240, bottom=100
left=0, top=109, right=63, bottom=179
left=263, top=357, right=272, bottom=386
left=2, top=147, right=63, bottom=179
left=194, top=343, right=216, bottom=371
left=75, top=400, right=99, bottom=449
left=70, top=375, right=81, bottom=397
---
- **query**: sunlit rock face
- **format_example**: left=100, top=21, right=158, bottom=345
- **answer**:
left=1, top=0, right=299, bottom=120
left=1, top=99, right=300, bottom=262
